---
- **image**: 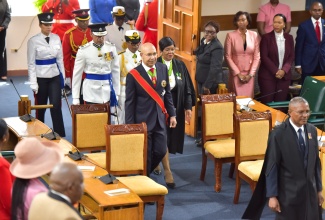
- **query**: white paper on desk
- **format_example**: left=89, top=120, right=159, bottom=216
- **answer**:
left=236, top=98, right=255, bottom=106
left=104, top=188, right=130, bottom=196
left=77, top=166, right=95, bottom=171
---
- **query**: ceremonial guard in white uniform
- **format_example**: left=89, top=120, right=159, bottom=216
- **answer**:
left=72, top=23, right=120, bottom=106
left=105, top=6, right=133, bottom=53
left=117, top=30, right=141, bottom=124
left=27, top=12, right=66, bottom=137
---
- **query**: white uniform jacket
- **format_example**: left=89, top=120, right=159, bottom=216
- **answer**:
left=72, top=41, right=120, bottom=104
left=27, top=32, right=65, bottom=90
left=105, top=22, right=133, bottom=53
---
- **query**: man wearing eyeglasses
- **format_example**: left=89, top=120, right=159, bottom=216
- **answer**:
left=116, top=30, right=141, bottom=124
left=72, top=23, right=120, bottom=106
left=243, top=96, right=323, bottom=219
left=105, top=6, right=134, bottom=53
left=125, top=42, right=177, bottom=176
left=295, top=2, right=325, bottom=84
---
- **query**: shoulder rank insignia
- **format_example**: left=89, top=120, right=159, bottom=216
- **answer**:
left=65, top=26, right=77, bottom=34
left=80, top=42, right=90, bottom=49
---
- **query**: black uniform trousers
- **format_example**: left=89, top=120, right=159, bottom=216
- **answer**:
left=36, top=75, right=66, bottom=136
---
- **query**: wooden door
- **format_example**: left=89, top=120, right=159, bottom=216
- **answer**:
left=158, top=0, right=201, bottom=137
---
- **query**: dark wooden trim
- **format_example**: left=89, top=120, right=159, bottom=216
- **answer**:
left=8, top=70, right=28, bottom=76
left=201, top=10, right=311, bottom=31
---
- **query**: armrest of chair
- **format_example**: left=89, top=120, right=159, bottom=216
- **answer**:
left=1, top=151, right=15, bottom=158
left=266, top=101, right=289, bottom=108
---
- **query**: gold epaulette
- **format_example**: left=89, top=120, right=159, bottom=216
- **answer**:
left=65, top=26, right=77, bottom=34
left=118, top=50, right=126, bottom=55
left=80, top=42, right=91, bottom=49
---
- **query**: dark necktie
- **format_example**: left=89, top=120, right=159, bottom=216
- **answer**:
left=118, top=26, right=124, bottom=31
left=298, top=128, right=306, bottom=157
left=45, top=37, right=50, bottom=44
left=316, top=21, right=321, bottom=43
left=149, top=68, right=156, bottom=88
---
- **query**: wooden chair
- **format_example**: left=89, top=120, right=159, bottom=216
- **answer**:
left=200, top=93, right=236, bottom=192
left=105, top=123, right=168, bottom=220
left=233, top=111, right=272, bottom=204
left=71, top=104, right=110, bottom=168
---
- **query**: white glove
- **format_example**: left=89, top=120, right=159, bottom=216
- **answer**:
left=72, top=98, right=80, bottom=105
left=65, top=77, right=71, bottom=88
left=30, top=83, right=38, bottom=94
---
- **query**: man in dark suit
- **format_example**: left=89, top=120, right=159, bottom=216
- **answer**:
left=295, top=2, right=325, bottom=83
left=125, top=42, right=177, bottom=175
left=28, top=163, right=84, bottom=220
left=243, top=97, right=323, bottom=219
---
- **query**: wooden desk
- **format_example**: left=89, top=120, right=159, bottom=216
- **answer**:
left=70, top=157, right=144, bottom=220
left=3, top=117, right=144, bottom=220
left=3, top=117, right=50, bottom=150
left=313, top=76, right=325, bottom=82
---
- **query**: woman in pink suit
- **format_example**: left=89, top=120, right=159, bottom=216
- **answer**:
left=225, top=11, right=260, bottom=98
left=258, top=14, right=294, bottom=104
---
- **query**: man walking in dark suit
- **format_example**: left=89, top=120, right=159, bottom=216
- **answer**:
left=295, top=2, right=325, bottom=83
left=125, top=42, right=177, bottom=175
left=243, top=97, right=323, bottom=219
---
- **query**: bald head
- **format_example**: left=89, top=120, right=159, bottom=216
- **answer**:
left=310, top=2, right=323, bottom=20
left=140, top=43, right=157, bottom=67
left=50, top=162, right=84, bottom=204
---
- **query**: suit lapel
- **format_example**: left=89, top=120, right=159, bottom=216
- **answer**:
left=305, top=124, right=316, bottom=176
left=308, top=19, right=319, bottom=42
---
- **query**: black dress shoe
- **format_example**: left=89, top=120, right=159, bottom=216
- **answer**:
left=146, top=202, right=155, bottom=205
left=166, top=182, right=175, bottom=189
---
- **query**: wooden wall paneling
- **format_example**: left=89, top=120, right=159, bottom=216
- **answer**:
left=163, top=24, right=181, bottom=51
left=163, top=0, right=173, bottom=21
left=176, top=0, right=193, bottom=10
left=181, top=12, right=193, bottom=55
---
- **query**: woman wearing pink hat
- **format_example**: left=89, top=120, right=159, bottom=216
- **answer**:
left=10, top=137, right=63, bottom=220
left=0, top=119, right=15, bottom=220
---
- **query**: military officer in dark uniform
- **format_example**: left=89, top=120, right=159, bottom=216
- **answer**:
left=62, top=9, right=92, bottom=102
left=27, top=12, right=66, bottom=136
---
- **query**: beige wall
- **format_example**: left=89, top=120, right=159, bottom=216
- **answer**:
left=6, top=0, right=307, bottom=71
left=7, top=16, right=39, bottom=71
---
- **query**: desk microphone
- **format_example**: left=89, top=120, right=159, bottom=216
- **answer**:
left=10, top=79, right=35, bottom=122
left=68, top=147, right=84, bottom=161
left=41, top=128, right=61, bottom=140
left=241, top=89, right=283, bottom=112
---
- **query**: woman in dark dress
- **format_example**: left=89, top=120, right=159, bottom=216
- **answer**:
left=258, top=14, right=294, bottom=104
left=154, top=37, right=196, bottom=188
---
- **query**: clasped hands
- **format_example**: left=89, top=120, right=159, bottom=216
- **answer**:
left=275, top=70, right=285, bottom=79
left=237, top=73, right=252, bottom=84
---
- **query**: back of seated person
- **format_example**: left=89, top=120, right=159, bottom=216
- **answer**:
left=28, top=162, right=84, bottom=220
left=10, top=138, right=63, bottom=220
